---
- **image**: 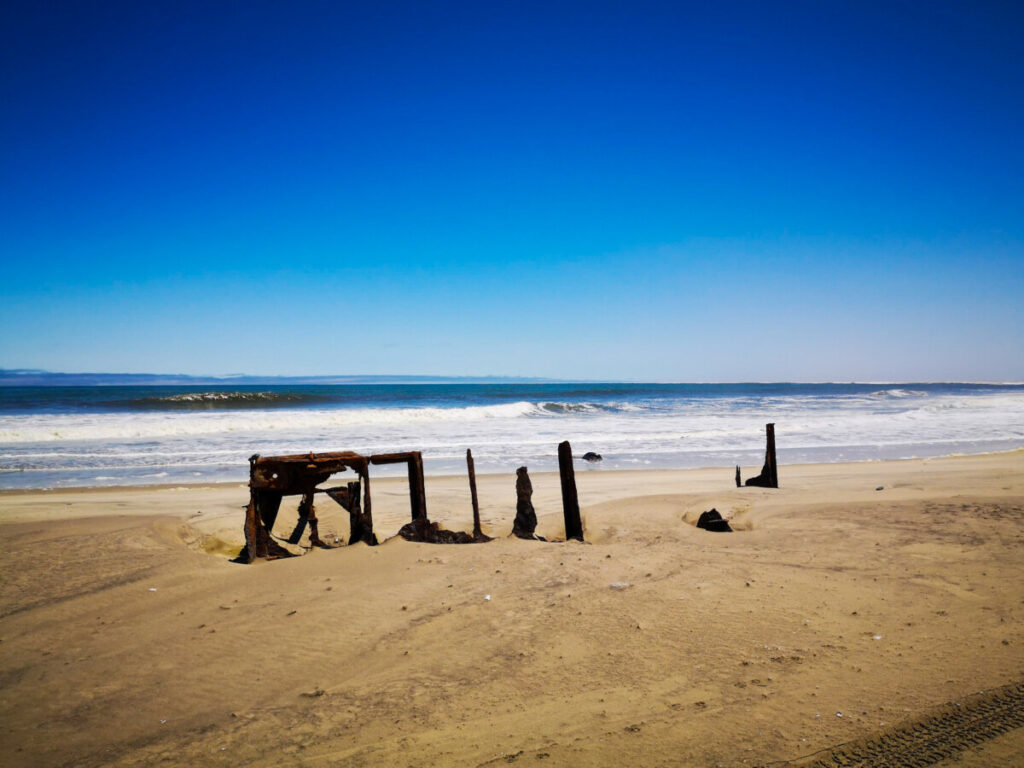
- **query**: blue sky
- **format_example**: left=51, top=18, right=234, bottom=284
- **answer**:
left=1, top=1, right=1022, bottom=381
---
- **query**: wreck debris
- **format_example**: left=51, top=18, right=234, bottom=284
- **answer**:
left=326, top=482, right=376, bottom=546
left=744, top=422, right=779, bottom=488
left=397, top=519, right=475, bottom=543
left=243, top=451, right=373, bottom=562
left=370, top=452, right=427, bottom=523
left=242, top=437, right=603, bottom=561
left=735, top=465, right=741, bottom=487
left=558, top=441, right=584, bottom=542
left=696, top=508, right=733, bottom=532
left=465, top=449, right=490, bottom=541
left=512, top=466, right=538, bottom=539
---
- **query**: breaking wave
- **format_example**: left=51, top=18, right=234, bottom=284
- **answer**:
left=126, top=391, right=327, bottom=408
left=868, top=389, right=928, bottom=399
left=2, top=382, right=1024, bottom=489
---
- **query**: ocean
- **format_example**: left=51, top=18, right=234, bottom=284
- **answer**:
left=1, top=382, right=1023, bottom=490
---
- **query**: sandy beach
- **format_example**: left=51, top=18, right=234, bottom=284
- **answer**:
left=2, top=451, right=1023, bottom=767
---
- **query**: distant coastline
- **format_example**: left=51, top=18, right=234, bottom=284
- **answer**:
left=0, top=369, right=561, bottom=387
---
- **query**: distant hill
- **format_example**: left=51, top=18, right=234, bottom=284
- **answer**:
left=0, top=369, right=560, bottom=386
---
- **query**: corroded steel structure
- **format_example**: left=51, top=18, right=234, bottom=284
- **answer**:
left=243, top=450, right=428, bottom=562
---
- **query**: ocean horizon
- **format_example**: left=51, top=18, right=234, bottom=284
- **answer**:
left=1, top=381, right=1023, bottom=490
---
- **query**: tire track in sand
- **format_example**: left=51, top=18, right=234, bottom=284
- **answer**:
left=770, top=680, right=1024, bottom=768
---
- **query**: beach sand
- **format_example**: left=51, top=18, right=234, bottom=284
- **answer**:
left=1, top=451, right=1023, bottom=767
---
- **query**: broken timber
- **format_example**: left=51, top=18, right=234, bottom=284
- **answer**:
left=744, top=422, right=779, bottom=488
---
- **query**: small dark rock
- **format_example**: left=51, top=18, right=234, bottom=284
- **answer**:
left=581, top=452, right=603, bottom=462
left=696, top=508, right=733, bottom=532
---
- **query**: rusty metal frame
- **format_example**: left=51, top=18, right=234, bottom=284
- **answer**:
left=243, top=450, right=429, bottom=562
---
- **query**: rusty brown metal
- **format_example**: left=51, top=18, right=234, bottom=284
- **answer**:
left=242, top=448, right=492, bottom=561
left=326, top=481, right=377, bottom=545
left=369, top=451, right=427, bottom=522
left=243, top=451, right=370, bottom=562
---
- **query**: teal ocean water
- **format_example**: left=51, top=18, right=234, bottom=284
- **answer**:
left=1, top=382, right=1023, bottom=489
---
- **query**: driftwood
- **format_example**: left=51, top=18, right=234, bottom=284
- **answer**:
left=744, top=423, right=779, bottom=488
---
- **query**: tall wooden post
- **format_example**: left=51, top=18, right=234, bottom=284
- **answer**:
left=765, top=422, right=778, bottom=488
left=467, top=449, right=482, bottom=539
left=558, top=441, right=584, bottom=541
left=407, top=451, right=427, bottom=521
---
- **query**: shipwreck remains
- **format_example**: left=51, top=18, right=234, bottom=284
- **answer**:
left=559, top=440, right=585, bottom=542
left=244, top=451, right=372, bottom=562
left=696, top=508, right=733, bottom=532
left=512, top=466, right=538, bottom=539
left=466, top=449, right=489, bottom=541
left=744, top=422, right=779, bottom=488
left=242, top=449, right=477, bottom=562
left=237, top=436, right=645, bottom=562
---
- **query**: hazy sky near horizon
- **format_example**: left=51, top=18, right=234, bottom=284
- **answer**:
left=2, top=1, right=1023, bottom=381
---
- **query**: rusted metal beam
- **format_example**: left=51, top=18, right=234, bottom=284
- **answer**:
left=558, top=441, right=584, bottom=542
left=327, top=480, right=377, bottom=545
left=250, top=451, right=368, bottom=493
left=369, top=451, right=427, bottom=522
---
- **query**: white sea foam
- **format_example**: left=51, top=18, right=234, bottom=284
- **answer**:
left=1, top=390, right=1023, bottom=489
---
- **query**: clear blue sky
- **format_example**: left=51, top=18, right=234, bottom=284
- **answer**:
left=2, top=1, right=1022, bottom=381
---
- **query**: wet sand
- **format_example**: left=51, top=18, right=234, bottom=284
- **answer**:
left=1, top=451, right=1023, bottom=767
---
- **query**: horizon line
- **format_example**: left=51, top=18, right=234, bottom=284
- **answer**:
left=2, top=369, right=1022, bottom=387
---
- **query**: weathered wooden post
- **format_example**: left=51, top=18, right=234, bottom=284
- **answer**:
left=558, top=441, right=584, bottom=541
left=744, top=423, right=779, bottom=488
left=735, top=465, right=741, bottom=487
left=467, top=449, right=482, bottom=539
left=408, top=451, right=427, bottom=522
left=512, top=467, right=538, bottom=539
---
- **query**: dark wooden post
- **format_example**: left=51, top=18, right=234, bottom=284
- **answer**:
left=467, top=449, right=482, bottom=539
left=512, top=467, right=538, bottom=539
left=765, top=423, right=778, bottom=488
left=558, top=441, right=584, bottom=541
left=735, top=465, right=741, bottom=487
left=743, top=422, right=779, bottom=488
left=360, top=468, right=373, bottom=531
left=407, top=451, right=427, bottom=521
